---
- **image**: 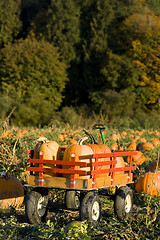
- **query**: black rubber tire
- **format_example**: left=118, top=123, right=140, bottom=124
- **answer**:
left=114, top=186, right=133, bottom=220
left=65, top=190, right=80, bottom=209
left=25, top=187, right=48, bottom=224
left=80, top=191, right=101, bottom=223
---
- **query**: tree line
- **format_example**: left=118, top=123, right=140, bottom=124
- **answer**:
left=0, top=0, right=160, bottom=127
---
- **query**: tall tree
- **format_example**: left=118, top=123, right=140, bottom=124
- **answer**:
left=21, top=0, right=49, bottom=38
left=0, top=36, right=68, bottom=126
left=29, top=0, right=82, bottom=106
left=108, top=0, right=146, bottom=52
left=119, top=6, right=160, bottom=50
left=0, top=0, right=22, bottom=48
left=147, top=0, right=160, bottom=16
left=78, top=0, right=114, bottom=106
left=121, top=7, right=160, bottom=110
left=130, top=38, right=160, bottom=110
left=30, top=0, right=81, bottom=63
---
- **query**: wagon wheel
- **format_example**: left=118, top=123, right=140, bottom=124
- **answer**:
left=80, top=191, right=101, bottom=223
left=25, top=187, right=48, bottom=224
left=114, top=186, right=133, bottom=220
left=65, top=190, right=80, bottom=209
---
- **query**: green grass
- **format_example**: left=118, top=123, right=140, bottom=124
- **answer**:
left=0, top=190, right=159, bottom=239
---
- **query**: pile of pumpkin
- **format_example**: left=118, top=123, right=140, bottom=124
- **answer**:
left=32, top=130, right=129, bottom=180
left=111, top=136, right=160, bottom=197
left=126, top=141, right=160, bottom=196
left=32, top=131, right=160, bottom=196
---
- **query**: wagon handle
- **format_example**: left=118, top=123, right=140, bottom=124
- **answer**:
left=93, top=124, right=106, bottom=144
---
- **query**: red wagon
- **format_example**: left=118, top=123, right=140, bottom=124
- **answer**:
left=25, top=148, right=137, bottom=225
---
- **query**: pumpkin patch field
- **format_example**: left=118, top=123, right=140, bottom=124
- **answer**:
left=0, top=126, right=159, bottom=239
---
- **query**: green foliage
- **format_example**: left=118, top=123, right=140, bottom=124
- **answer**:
left=63, top=0, right=115, bottom=106
left=99, top=52, right=141, bottom=90
left=108, top=0, right=145, bottom=51
left=30, top=0, right=81, bottom=63
left=14, top=92, right=60, bottom=126
left=65, top=221, right=90, bottom=239
left=50, top=104, right=160, bottom=130
left=130, top=37, right=160, bottom=110
left=0, top=36, right=68, bottom=126
left=109, top=4, right=160, bottom=110
left=58, top=106, right=79, bottom=126
left=0, top=0, right=160, bottom=125
left=0, top=0, right=22, bottom=48
left=111, top=0, right=146, bottom=19
left=0, top=94, right=14, bottom=120
left=148, top=0, right=160, bottom=16
left=80, top=0, right=114, bottom=92
left=0, top=137, right=28, bottom=181
left=0, top=184, right=159, bottom=239
left=21, top=0, right=49, bottom=38
left=81, top=0, right=114, bottom=55
left=119, top=6, right=160, bottom=50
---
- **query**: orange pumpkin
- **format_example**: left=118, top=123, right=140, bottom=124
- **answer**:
left=151, top=139, right=160, bottom=147
left=127, top=151, right=145, bottom=166
left=68, top=139, right=78, bottom=145
left=33, top=139, right=62, bottom=177
left=121, top=131, right=127, bottom=136
left=40, top=141, right=62, bottom=160
left=83, top=130, right=111, bottom=177
left=114, top=156, right=125, bottom=175
left=62, top=137, right=94, bottom=179
left=138, top=138, right=147, bottom=143
left=127, top=142, right=137, bottom=151
left=111, top=142, right=119, bottom=151
left=132, top=135, right=140, bottom=142
left=138, top=142, right=154, bottom=151
left=135, top=171, right=160, bottom=196
left=87, top=143, right=111, bottom=177
left=110, top=133, right=120, bottom=141
left=84, top=130, right=125, bottom=176
left=0, top=176, right=24, bottom=209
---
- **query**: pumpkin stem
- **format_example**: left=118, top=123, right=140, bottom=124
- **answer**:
left=83, top=129, right=98, bottom=144
left=36, top=137, right=49, bottom=143
left=78, top=136, right=88, bottom=145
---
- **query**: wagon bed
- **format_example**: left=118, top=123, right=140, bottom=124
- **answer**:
left=26, top=148, right=137, bottom=190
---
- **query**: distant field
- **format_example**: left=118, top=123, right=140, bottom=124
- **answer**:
left=0, top=126, right=159, bottom=239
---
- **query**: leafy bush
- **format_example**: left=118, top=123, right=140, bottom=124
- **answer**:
left=0, top=36, right=68, bottom=126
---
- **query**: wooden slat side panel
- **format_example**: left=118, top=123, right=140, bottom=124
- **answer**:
left=26, top=150, right=137, bottom=188
left=92, top=160, right=117, bottom=166
left=28, top=175, right=91, bottom=189
left=95, top=176, right=111, bottom=187
left=92, top=151, right=137, bottom=158
left=27, top=159, right=87, bottom=166
left=26, top=167, right=87, bottom=175
left=91, top=166, right=136, bottom=175
left=27, top=174, right=133, bottom=190
left=114, top=173, right=133, bottom=185
left=95, top=174, right=133, bottom=188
